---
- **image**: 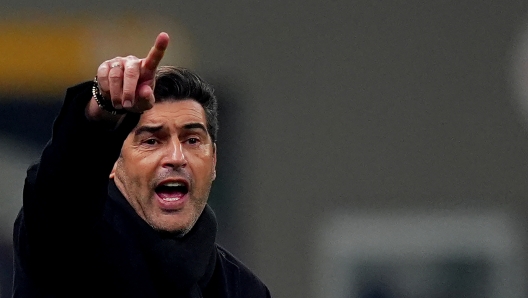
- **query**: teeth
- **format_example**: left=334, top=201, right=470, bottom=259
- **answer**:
left=163, top=182, right=185, bottom=187
left=162, top=197, right=181, bottom=201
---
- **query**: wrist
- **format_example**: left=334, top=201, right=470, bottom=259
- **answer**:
left=85, top=95, right=126, bottom=127
left=92, top=76, right=127, bottom=116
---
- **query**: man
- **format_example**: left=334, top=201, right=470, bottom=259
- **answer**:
left=12, top=32, right=271, bottom=298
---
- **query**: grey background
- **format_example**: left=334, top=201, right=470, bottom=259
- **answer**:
left=2, top=1, right=528, bottom=297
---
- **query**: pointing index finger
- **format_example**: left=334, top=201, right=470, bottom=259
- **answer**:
left=142, top=32, right=170, bottom=72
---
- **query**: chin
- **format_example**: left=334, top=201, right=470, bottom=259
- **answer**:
left=151, top=217, right=195, bottom=236
left=151, top=222, right=189, bottom=236
left=150, top=205, right=204, bottom=236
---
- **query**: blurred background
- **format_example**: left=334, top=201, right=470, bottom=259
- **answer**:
left=2, top=1, right=528, bottom=297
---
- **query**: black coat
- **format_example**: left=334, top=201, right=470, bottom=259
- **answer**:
left=12, top=82, right=271, bottom=298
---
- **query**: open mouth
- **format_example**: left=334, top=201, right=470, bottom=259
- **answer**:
left=155, top=181, right=189, bottom=201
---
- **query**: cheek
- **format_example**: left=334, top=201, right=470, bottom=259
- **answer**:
left=127, top=149, right=163, bottom=167
left=119, top=153, right=158, bottom=181
left=193, top=156, right=217, bottom=182
left=187, top=154, right=215, bottom=178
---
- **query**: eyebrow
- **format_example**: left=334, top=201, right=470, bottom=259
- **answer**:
left=134, top=123, right=207, bottom=136
left=183, top=123, right=208, bottom=133
left=134, top=125, right=163, bottom=136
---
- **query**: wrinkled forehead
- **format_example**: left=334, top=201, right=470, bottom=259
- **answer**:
left=138, top=99, right=207, bottom=127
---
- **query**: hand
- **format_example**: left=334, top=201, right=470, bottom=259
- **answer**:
left=87, top=32, right=170, bottom=119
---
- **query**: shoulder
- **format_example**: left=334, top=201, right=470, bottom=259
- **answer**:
left=24, top=162, right=39, bottom=184
left=215, top=244, right=272, bottom=297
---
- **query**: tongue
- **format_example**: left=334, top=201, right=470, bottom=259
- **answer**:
left=157, top=189, right=185, bottom=200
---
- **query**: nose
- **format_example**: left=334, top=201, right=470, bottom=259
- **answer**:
left=162, top=139, right=187, bottom=169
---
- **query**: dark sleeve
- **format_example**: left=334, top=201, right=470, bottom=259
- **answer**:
left=15, top=81, right=140, bottom=277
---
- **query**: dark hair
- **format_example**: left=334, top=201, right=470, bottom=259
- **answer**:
left=153, top=66, right=218, bottom=143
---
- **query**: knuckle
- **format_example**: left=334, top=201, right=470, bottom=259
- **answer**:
left=122, top=88, right=134, bottom=96
left=125, top=64, right=138, bottom=72
left=109, top=72, right=122, bottom=80
left=124, top=71, right=137, bottom=79
left=97, top=69, right=108, bottom=78
left=122, top=84, right=134, bottom=92
left=124, top=60, right=140, bottom=71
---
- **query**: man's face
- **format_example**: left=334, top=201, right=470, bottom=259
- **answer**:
left=111, top=99, right=216, bottom=234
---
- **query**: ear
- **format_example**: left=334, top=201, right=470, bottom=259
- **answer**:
left=212, top=143, right=217, bottom=181
left=109, top=161, right=118, bottom=179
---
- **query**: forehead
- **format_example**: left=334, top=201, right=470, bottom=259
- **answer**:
left=137, top=99, right=207, bottom=126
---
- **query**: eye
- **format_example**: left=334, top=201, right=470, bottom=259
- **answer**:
left=186, top=137, right=200, bottom=145
left=144, top=138, right=159, bottom=145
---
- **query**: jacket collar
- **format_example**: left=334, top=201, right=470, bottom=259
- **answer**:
left=107, top=179, right=218, bottom=297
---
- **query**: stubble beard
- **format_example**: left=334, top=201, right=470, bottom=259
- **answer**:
left=115, top=161, right=212, bottom=237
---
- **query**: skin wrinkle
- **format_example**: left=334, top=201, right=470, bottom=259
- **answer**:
left=13, top=32, right=270, bottom=296
left=111, top=99, right=216, bottom=235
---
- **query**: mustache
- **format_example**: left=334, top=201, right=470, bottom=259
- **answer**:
left=152, top=168, right=193, bottom=187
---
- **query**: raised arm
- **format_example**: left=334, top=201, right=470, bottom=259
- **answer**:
left=16, top=32, right=170, bottom=272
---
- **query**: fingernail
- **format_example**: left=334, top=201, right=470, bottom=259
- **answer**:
left=123, top=100, right=132, bottom=108
left=114, top=103, right=123, bottom=109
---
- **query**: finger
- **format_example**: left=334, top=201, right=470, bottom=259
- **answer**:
left=122, top=56, right=141, bottom=108
left=96, top=61, right=111, bottom=99
left=122, top=85, right=155, bottom=114
left=131, top=84, right=155, bottom=112
left=142, top=32, right=170, bottom=75
left=108, top=60, right=125, bottom=109
left=137, top=84, right=155, bottom=103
